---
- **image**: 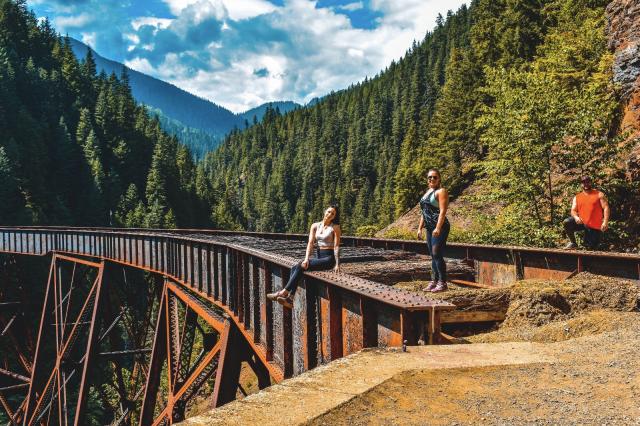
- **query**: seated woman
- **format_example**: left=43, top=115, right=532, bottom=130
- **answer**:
left=267, top=205, right=341, bottom=308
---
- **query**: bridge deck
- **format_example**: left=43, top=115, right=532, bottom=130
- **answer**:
left=0, top=227, right=456, bottom=383
left=185, top=233, right=475, bottom=284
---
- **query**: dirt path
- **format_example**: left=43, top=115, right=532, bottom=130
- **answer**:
left=180, top=342, right=553, bottom=426
left=312, top=316, right=640, bottom=425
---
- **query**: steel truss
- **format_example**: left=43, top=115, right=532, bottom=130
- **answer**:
left=0, top=255, right=35, bottom=425
left=140, top=280, right=271, bottom=425
left=16, top=254, right=159, bottom=425
left=0, top=253, right=276, bottom=425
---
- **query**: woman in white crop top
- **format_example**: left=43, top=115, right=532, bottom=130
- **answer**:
left=267, top=205, right=341, bottom=308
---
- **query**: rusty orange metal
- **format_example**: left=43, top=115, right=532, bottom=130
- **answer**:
left=0, top=227, right=468, bottom=425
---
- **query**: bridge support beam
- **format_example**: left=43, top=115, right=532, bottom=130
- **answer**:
left=23, top=255, right=107, bottom=426
left=141, top=279, right=268, bottom=425
left=0, top=255, right=36, bottom=425
left=19, top=255, right=161, bottom=426
left=212, top=319, right=271, bottom=408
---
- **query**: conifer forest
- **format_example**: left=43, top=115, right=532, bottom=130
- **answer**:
left=1, top=0, right=638, bottom=249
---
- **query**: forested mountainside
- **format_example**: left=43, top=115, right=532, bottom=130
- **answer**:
left=239, top=101, right=301, bottom=123
left=148, top=106, right=221, bottom=160
left=1, top=0, right=638, bottom=249
left=204, top=0, right=639, bottom=248
left=70, top=39, right=300, bottom=159
left=0, top=0, right=209, bottom=228
left=68, top=38, right=239, bottom=139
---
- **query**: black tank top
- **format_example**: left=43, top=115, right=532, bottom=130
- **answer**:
left=419, top=189, right=449, bottom=230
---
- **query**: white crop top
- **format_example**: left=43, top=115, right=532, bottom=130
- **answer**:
left=315, top=223, right=335, bottom=248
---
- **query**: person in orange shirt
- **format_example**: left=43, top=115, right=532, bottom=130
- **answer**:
left=563, top=176, right=610, bottom=250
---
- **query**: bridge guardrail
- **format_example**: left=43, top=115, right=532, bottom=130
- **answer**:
left=4, top=226, right=639, bottom=286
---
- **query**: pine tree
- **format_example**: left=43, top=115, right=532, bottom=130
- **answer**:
left=0, top=146, right=26, bottom=224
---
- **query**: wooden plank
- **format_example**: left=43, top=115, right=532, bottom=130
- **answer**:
left=440, top=310, right=506, bottom=324
left=450, top=279, right=493, bottom=289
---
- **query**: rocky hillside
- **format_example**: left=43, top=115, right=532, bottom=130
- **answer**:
left=607, top=0, right=640, bottom=138
left=607, top=0, right=640, bottom=248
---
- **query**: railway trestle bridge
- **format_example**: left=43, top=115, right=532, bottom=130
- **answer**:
left=0, top=227, right=638, bottom=425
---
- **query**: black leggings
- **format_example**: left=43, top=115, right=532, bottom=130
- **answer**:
left=426, top=222, right=449, bottom=282
left=284, top=249, right=335, bottom=295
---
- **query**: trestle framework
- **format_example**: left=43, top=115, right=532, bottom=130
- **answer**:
left=0, top=228, right=454, bottom=425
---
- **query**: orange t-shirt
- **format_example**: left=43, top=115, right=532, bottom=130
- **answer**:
left=576, top=190, right=603, bottom=230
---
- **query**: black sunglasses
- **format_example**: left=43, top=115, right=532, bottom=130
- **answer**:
left=427, top=176, right=439, bottom=180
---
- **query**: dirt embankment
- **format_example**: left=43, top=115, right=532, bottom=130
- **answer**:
left=398, top=272, right=640, bottom=343
left=311, top=321, right=640, bottom=425
left=470, top=273, right=639, bottom=343
left=311, top=274, right=640, bottom=426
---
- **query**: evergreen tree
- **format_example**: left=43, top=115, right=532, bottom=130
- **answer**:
left=0, top=146, right=26, bottom=224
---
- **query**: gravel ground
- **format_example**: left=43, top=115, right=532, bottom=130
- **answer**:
left=310, top=314, right=640, bottom=425
left=310, top=274, right=640, bottom=425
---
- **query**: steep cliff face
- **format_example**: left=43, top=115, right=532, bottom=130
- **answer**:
left=607, top=1, right=640, bottom=249
left=607, top=0, right=640, bottom=136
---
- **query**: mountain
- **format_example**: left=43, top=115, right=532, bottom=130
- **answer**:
left=0, top=0, right=208, bottom=230
left=70, top=39, right=303, bottom=155
left=145, top=106, right=221, bottom=160
left=68, top=38, right=241, bottom=137
left=239, top=101, right=300, bottom=124
left=204, top=0, right=639, bottom=250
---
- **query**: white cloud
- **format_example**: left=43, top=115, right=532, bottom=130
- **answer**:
left=124, top=57, right=157, bottom=75
left=337, top=1, right=364, bottom=12
left=370, top=0, right=452, bottom=27
left=162, top=0, right=277, bottom=20
left=81, top=32, right=97, bottom=48
left=223, top=0, right=278, bottom=20
left=131, top=17, right=173, bottom=31
left=162, top=0, right=204, bottom=15
left=348, top=48, right=364, bottom=58
left=126, top=0, right=468, bottom=112
left=39, top=0, right=467, bottom=113
left=54, top=12, right=94, bottom=30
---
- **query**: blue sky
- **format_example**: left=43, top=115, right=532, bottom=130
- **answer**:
left=28, top=0, right=467, bottom=112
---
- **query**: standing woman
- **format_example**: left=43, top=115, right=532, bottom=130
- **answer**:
left=417, top=169, right=450, bottom=292
left=267, top=205, right=341, bottom=308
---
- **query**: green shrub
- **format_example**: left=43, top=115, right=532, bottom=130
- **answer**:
left=354, top=225, right=380, bottom=237
left=382, top=228, right=417, bottom=241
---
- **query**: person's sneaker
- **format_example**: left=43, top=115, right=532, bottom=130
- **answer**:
left=430, top=282, right=448, bottom=293
left=266, top=291, right=281, bottom=301
left=424, top=281, right=437, bottom=291
left=277, top=295, right=294, bottom=309
left=563, top=242, right=577, bottom=250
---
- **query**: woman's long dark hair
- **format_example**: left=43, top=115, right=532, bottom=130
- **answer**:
left=329, top=204, right=340, bottom=225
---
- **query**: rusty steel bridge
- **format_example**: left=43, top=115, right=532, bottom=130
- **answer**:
left=0, top=227, right=639, bottom=425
